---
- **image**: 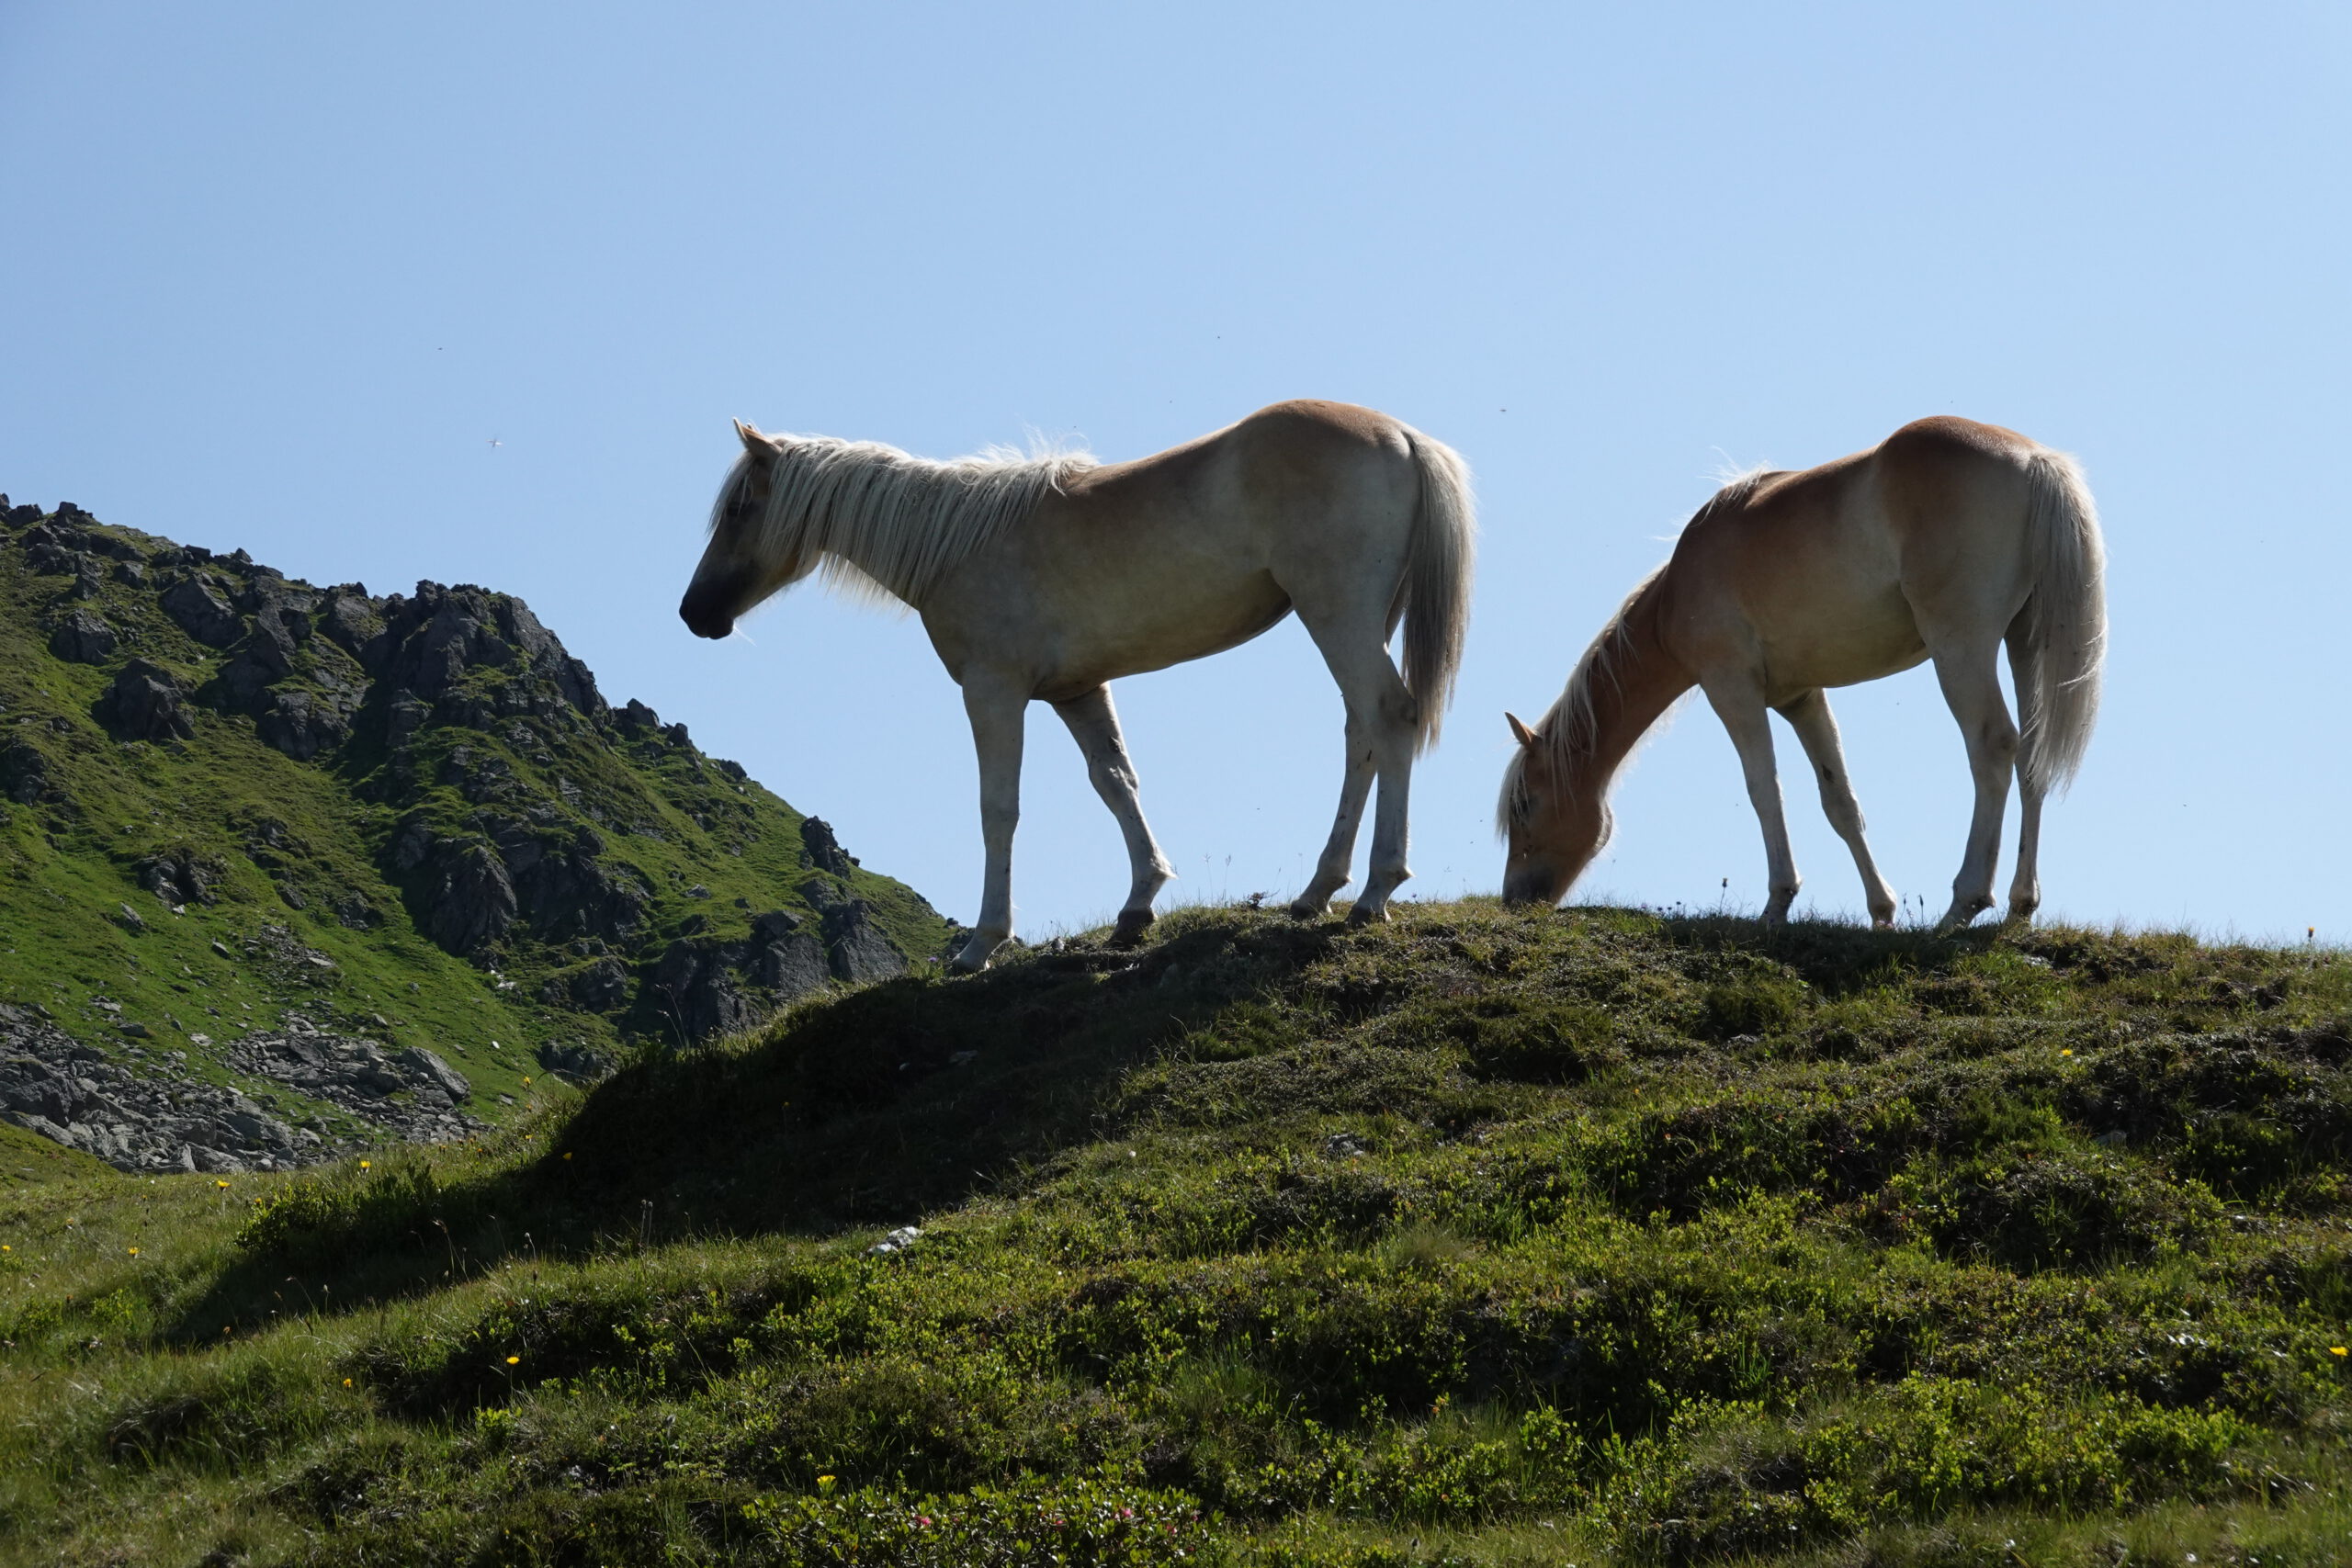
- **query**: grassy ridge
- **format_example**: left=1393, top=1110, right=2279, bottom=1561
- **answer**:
left=2, top=902, right=2349, bottom=1564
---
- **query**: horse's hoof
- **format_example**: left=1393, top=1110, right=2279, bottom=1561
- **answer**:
left=1285, top=897, right=1326, bottom=921
left=1344, top=903, right=1388, bottom=928
left=947, top=935, right=1001, bottom=973
left=1109, top=909, right=1155, bottom=948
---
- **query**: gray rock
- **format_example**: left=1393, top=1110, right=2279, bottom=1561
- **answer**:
left=256, top=688, right=349, bottom=760
left=160, top=576, right=244, bottom=647
left=820, top=898, right=907, bottom=984
left=421, top=840, right=516, bottom=955
left=48, top=609, right=117, bottom=663
left=0, top=739, right=51, bottom=805
left=100, top=660, right=196, bottom=742
left=800, top=817, right=858, bottom=875
left=536, top=1040, right=613, bottom=1085
left=401, top=1047, right=469, bottom=1101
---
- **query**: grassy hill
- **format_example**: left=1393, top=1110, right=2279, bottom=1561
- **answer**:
left=2, top=901, right=2347, bottom=1565
left=0, top=496, right=950, bottom=1169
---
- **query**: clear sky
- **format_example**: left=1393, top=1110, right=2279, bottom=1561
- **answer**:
left=5, top=3, right=2347, bottom=943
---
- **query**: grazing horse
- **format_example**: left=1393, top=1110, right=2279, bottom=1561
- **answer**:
left=681, top=400, right=1476, bottom=972
left=1498, top=416, right=2105, bottom=929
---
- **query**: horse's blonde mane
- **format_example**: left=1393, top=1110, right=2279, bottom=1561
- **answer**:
left=1496, top=468, right=1771, bottom=835
left=714, top=430, right=1098, bottom=607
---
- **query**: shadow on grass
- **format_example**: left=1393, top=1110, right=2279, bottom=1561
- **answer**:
left=169, top=915, right=1347, bottom=1336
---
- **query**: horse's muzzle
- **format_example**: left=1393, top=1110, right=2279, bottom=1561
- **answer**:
left=678, top=589, right=735, bottom=640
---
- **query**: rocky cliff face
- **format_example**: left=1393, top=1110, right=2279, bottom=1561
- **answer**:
left=0, top=494, right=954, bottom=1167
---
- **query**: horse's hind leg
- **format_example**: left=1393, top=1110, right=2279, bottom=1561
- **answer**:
left=1287, top=705, right=1376, bottom=920
left=1776, top=689, right=1898, bottom=927
left=1054, top=684, right=1175, bottom=947
left=951, top=674, right=1028, bottom=973
left=1928, top=637, right=2019, bottom=930
left=2004, top=626, right=2045, bottom=922
left=1289, top=623, right=1418, bottom=924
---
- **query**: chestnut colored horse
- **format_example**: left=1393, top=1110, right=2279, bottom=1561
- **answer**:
left=683, top=400, right=1475, bottom=972
left=1499, top=416, right=2105, bottom=929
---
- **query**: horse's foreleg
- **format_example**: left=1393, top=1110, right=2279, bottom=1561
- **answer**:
left=1702, top=679, right=1801, bottom=925
left=1054, top=685, right=1173, bottom=947
left=1777, top=689, right=1898, bottom=927
left=2004, top=630, right=2046, bottom=922
left=1929, top=641, right=2018, bottom=931
left=952, top=678, right=1028, bottom=973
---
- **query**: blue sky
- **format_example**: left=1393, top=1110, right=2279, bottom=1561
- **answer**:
left=5, top=3, right=2347, bottom=942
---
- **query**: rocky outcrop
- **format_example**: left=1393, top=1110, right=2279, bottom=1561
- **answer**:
left=421, top=840, right=517, bottom=955
left=0, top=739, right=51, bottom=804
left=255, top=688, right=350, bottom=760
left=99, top=660, right=196, bottom=742
left=2, top=498, right=948, bottom=1071
left=800, top=817, right=857, bottom=875
left=393, top=815, right=648, bottom=957
left=801, top=876, right=910, bottom=984
left=48, top=608, right=117, bottom=663
left=160, top=575, right=244, bottom=647
left=0, top=1003, right=458, bottom=1174
left=135, top=846, right=220, bottom=908
left=650, top=908, right=835, bottom=1043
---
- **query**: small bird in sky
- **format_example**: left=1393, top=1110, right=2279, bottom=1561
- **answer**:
left=486, top=438, right=503, bottom=448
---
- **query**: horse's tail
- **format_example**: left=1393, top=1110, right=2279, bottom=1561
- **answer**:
left=1399, top=429, right=1476, bottom=752
left=2017, top=446, right=2107, bottom=795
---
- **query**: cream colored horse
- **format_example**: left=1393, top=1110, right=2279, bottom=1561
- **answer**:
left=682, top=400, right=1475, bottom=972
left=1499, top=416, right=2104, bottom=929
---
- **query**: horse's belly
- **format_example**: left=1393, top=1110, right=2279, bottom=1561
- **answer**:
left=1028, top=570, right=1295, bottom=697
left=1759, top=603, right=1927, bottom=696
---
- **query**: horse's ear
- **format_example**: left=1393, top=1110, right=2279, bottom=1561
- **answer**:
left=733, top=419, right=770, bottom=453
left=1507, top=712, right=1538, bottom=748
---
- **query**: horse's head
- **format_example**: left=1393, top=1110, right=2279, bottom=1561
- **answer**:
left=1498, top=711, right=1611, bottom=907
left=679, top=421, right=816, bottom=639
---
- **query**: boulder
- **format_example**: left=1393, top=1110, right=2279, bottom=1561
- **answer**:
left=256, top=689, right=349, bottom=761
left=536, top=1040, right=614, bottom=1085
left=47, top=609, right=117, bottom=663
left=137, top=847, right=220, bottom=907
left=400, top=1047, right=469, bottom=1101
left=0, top=739, right=51, bottom=804
left=160, top=576, right=244, bottom=647
left=99, top=660, right=196, bottom=742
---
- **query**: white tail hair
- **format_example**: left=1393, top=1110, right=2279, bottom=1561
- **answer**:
left=1400, top=430, right=1476, bottom=751
left=713, top=429, right=1097, bottom=606
left=2018, top=448, right=2107, bottom=795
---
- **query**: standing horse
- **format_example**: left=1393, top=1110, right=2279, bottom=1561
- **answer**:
left=1498, top=416, right=2104, bottom=929
left=682, top=400, right=1475, bottom=972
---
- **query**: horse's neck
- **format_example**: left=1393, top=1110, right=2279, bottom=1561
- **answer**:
left=1566, top=604, right=1694, bottom=799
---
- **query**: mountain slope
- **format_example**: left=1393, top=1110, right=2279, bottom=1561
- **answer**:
left=0, top=494, right=950, bottom=1171
left=1, top=902, right=2347, bottom=1565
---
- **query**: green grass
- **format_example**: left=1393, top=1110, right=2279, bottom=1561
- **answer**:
left=3, top=901, right=2350, bottom=1564
left=0, top=508, right=949, bottom=1134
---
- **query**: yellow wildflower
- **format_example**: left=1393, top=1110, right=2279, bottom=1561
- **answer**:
left=2332, top=1346, right=2347, bottom=1358
left=127, top=1247, right=138, bottom=1256
left=359, top=1160, right=371, bottom=1169
left=342, top=1377, right=354, bottom=1386
left=505, top=1355, right=520, bottom=1365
